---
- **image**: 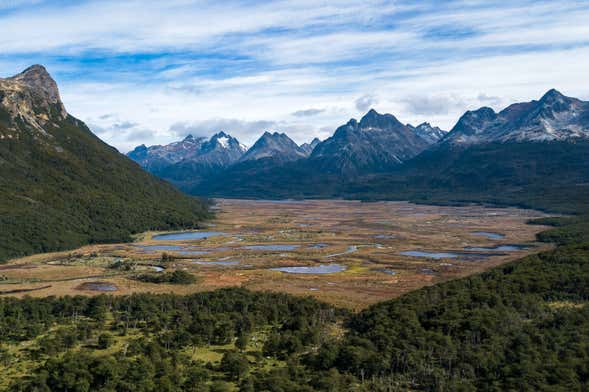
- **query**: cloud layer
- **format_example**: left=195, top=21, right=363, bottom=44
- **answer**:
left=0, top=0, right=587, bottom=151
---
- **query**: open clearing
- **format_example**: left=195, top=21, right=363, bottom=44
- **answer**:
left=0, top=199, right=551, bottom=310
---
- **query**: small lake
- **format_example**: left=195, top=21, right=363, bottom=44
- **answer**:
left=271, top=263, right=347, bottom=274
left=177, top=250, right=210, bottom=255
left=150, top=266, right=165, bottom=272
left=243, top=245, right=300, bottom=251
left=308, top=243, right=329, bottom=249
left=193, top=261, right=240, bottom=266
left=136, top=245, right=184, bottom=251
left=325, top=246, right=357, bottom=258
left=77, top=281, right=118, bottom=292
left=470, top=231, right=505, bottom=239
left=152, top=231, right=226, bottom=241
left=464, top=245, right=525, bottom=251
left=401, top=250, right=459, bottom=259
left=378, top=269, right=397, bottom=275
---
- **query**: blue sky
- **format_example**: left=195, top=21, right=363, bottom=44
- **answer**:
left=1, top=0, right=588, bottom=151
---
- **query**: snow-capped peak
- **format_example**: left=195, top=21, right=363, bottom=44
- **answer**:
left=217, top=136, right=230, bottom=148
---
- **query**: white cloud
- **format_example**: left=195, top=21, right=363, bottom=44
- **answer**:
left=1, top=0, right=587, bottom=151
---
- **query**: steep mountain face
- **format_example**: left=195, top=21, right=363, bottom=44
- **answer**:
left=191, top=91, right=589, bottom=209
left=408, top=122, right=446, bottom=143
left=0, top=65, right=67, bottom=137
left=128, top=131, right=245, bottom=171
left=443, top=89, right=589, bottom=144
left=196, top=131, right=247, bottom=167
left=239, top=131, right=307, bottom=163
left=127, top=134, right=206, bottom=171
left=300, top=137, right=321, bottom=155
left=309, top=109, right=430, bottom=174
left=0, top=65, right=210, bottom=261
left=128, top=131, right=246, bottom=191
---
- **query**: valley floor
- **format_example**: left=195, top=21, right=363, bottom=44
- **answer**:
left=0, top=199, right=551, bottom=310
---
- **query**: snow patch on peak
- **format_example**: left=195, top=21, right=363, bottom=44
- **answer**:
left=217, top=136, right=230, bottom=148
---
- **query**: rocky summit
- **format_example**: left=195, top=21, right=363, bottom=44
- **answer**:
left=309, top=109, right=431, bottom=174
left=239, top=131, right=307, bottom=163
left=0, top=65, right=210, bottom=261
left=0, top=64, right=68, bottom=138
left=443, top=89, right=589, bottom=145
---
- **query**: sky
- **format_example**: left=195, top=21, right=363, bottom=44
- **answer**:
left=1, top=0, right=588, bottom=152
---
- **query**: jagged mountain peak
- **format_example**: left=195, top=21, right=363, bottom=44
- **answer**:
left=203, top=131, right=242, bottom=151
left=540, top=88, right=566, bottom=103
left=0, top=64, right=68, bottom=136
left=311, top=109, right=430, bottom=174
left=128, top=131, right=246, bottom=172
left=359, top=108, right=403, bottom=130
left=300, top=137, right=322, bottom=156
left=408, top=122, right=447, bottom=143
left=240, top=131, right=306, bottom=162
left=444, top=90, right=589, bottom=144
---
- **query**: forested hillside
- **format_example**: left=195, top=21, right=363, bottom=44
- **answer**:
left=0, top=66, right=211, bottom=262
left=1, top=212, right=587, bottom=391
left=307, top=215, right=589, bottom=391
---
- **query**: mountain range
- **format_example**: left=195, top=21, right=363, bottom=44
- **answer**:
left=126, top=89, right=589, bottom=213
left=128, top=108, right=449, bottom=187
left=0, top=65, right=210, bottom=261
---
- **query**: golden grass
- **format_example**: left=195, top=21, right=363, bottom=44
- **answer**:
left=1, top=199, right=552, bottom=309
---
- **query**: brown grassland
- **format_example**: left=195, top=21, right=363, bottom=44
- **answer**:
left=0, top=199, right=552, bottom=310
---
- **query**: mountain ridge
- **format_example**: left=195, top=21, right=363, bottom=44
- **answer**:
left=0, top=65, right=210, bottom=261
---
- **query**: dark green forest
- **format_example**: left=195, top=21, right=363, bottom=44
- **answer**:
left=0, top=113, right=211, bottom=262
left=2, top=112, right=588, bottom=390
left=193, top=141, right=589, bottom=214
left=1, top=212, right=588, bottom=391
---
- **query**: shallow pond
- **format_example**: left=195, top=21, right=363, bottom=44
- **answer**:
left=401, top=250, right=459, bottom=259
left=136, top=245, right=184, bottom=251
left=378, top=269, right=397, bottom=275
left=177, top=250, right=210, bottom=255
left=193, top=261, right=240, bottom=266
left=375, top=234, right=396, bottom=239
left=243, top=245, right=300, bottom=251
left=308, top=243, right=329, bottom=249
left=325, top=246, right=357, bottom=258
left=152, top=231, right=226, bottom=241
left=77, top=282, right=117, bottom=292
left=271, top=263, right=347, bottom=274
left=464, top=245, right=525, bottom=251
left=470, top=231, right=505, bottom=239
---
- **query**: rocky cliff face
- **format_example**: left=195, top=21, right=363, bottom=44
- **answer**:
left=239, top=131, right=307, bottom=163
left=0, top=64, right=68, bottom=138
left=309, top=109, right=430, bottom=174
left=444, top=89, right=589, bottom=144
left=0, top=65, right=210, bottom=261
left=300, top=137, right=321, bottom=155
left=408, top=122, right=446, bottom=143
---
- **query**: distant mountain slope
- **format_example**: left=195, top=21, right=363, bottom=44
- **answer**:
left=309, top=109, right=431, bottom=174
left=127, top=134, right=206, bottom=172
left=0, top=65, right=210, bottom=261
left=191, top=91, right=589, bottom=213
left=300, top=137, right=321, bottom=155
left=408, top=122, right=446, bottom=143
left=128, top=131, right=246, bottom=191
left=443, top=89, right=589, bottom=144
left=239, top=131, right=307, bottom=163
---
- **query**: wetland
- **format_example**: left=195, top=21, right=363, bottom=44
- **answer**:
left=0, top=199, right=551, bottom=309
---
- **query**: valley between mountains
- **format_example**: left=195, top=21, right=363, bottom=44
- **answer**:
left=0, top=199, right=550, bottom=310
left=1, top=64, right=589, bottom=391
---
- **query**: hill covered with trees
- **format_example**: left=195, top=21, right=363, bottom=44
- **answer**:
left=0, top=65, right=211, bottom=262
